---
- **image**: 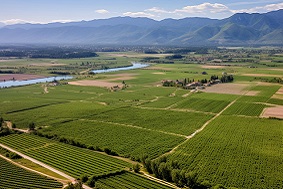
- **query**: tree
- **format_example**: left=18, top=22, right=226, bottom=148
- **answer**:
left=171, top=169, right=181, bottom=185
left=80, top=174, right=89, bottom=183
left=65, top=181, right=83, bottom=189
left=185, top=171, right=198, bottom=189
left=28, top=122, right=35, bottom=131
left=87, top=176, right=96, bottom=187
left=144, top=158, right=153, bottom=174
left=133, top=163, right=141, bottom=173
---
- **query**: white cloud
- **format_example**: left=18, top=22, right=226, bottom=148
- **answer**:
left=146, top=7, right=171, bottom=14
left=51, top=19, right=75, bottom=23
left=175, top=3, right=231, bottom=14
left=123, top=12, right=155, bottom=18
left=95, top=9, right=109, bottom=14
left=1, top=19, right=36, bottom=25
left=233, top=2, right=283, bottom=13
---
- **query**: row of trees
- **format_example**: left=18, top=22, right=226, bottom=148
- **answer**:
left=141, top=156, right=237, bottom=189
left=79, top=170, right=126, bottom=187
left=33, top=131, right=119, bottom=156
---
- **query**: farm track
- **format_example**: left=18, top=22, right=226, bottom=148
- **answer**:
left=141, top=171, right=180, bottom=189
left=80, top=119, right=187, bottom=138
left=137, top=106, right=215, bottom=115
left=5, top=121, right=29, bottom=133
left=155, top=99, right=238, bottom=159
left=0, top=144, right=92, bottom=189
left=0, top=154, right=69, bottom=184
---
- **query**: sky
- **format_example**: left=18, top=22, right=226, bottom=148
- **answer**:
left=0, top=0, right=283, bottom=25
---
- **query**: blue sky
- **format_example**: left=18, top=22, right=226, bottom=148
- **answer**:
left=0, top=0, right=283, bottom=24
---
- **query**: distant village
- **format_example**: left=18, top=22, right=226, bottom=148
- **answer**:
left=162, top=72, right=234, bottom=90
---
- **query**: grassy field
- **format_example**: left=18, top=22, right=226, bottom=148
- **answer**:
left=0, top=50, right=283, bottom=188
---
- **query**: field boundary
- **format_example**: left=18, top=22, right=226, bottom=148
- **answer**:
left=81, top=119, right=187, bottom=138
left=155, top=99, right=238, bottom=159
left=0, top=154, right=69, bottom=184
left=0, top=143, right=92, bottom=189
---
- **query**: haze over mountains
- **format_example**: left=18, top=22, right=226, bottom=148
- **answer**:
left=0, top=10, right=282, bottom=46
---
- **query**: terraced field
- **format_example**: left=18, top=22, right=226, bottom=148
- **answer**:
left=0, top=157, right=62, bottom=189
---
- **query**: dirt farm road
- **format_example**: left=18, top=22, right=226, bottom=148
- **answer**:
left=0, top=143, right=92, bottom=189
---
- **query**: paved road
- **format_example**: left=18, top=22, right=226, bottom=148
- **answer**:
left=0, top=143, right=92, bottom=189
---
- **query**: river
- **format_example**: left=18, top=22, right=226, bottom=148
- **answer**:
left=91, top=62, right=149, bottom=74
left=0, top=76, right=73, bottom=88
left=0, top=62, right=149, bottom=88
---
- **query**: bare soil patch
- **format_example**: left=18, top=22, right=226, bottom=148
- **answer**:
left=261, top=106, right=283, bottom=119
left=268, top=68, right=283, bottom=72
left=69, top=80, right=122, bottom=88
left=271, top=86, right=283, bottom=99
left=0, top=74, right=44, bottom=81
left=242, top=73, right=283, bottom=78
left=245, top=91, right=260, bottom=96
left=272, top=95, right=283, bottom=99
left=276, top=87, right=283, bottom=94
left=203, top=83, right=250, bottom=95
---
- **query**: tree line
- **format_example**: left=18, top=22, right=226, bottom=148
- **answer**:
left=141, top=155, right=238, bottom=189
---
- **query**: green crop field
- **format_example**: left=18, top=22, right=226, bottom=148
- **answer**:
left=223, top=102, right=269, bottom=116
left=0, top=49, right=283, bottom=189
left=0, top=134, right=131, bottom=178
left=169, top=115, right=283, bottom=189
left=89, top=106, right=213, bottom=136
left=39, top=119, right=185, bottom=159
left=0, top=157, right=62, bottom=189
left=174, top=97, right=229, bottom=113
left=96, top=172, right=173, bottom=189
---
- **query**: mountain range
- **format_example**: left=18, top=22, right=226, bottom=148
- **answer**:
left=0, top=10, right=282, bottom=46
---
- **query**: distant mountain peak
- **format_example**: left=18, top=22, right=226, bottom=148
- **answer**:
left=0, top=10, right=282, bottom=45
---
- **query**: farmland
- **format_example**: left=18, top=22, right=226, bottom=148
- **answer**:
left=95, top=172, right=173, bottom=189
left=0, top=157, right=62, bottom=189
left=0, top=134, right=131, bottom=178
left=0, top=48, right=283, bottom=189
left=168, top=116, right=283, bottom=189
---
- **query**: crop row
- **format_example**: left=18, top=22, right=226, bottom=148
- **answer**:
left=169, top=115, right=283, bottom=189
left=90, top=106, right=213, bottom=135
left=0, top=134, right=131, bottom=178
left=174, top=97, right=230, bottom=113
left=96, top=172, right=173, bottom=189
left=223, top=102, right=268, bottom=116
left=40, top=119, right=185, bottom=159
left=0, top=157, right=62, bottom=189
